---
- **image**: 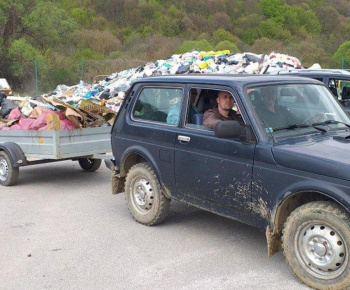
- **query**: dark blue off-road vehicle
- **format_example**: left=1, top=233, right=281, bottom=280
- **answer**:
left=111, top=74, right=350, bottom=289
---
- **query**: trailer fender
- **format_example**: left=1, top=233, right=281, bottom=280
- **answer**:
left=0, top=142, right=27, bottom=167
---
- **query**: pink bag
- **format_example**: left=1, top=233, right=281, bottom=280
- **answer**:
left=8, top=107, right=22, bottom=120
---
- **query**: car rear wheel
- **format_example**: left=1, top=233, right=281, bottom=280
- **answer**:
left=0, top=151, right=19, bottom=186
left=125, top=162, right=170, bottom=226
left=283, top=201, right=350, bottom=289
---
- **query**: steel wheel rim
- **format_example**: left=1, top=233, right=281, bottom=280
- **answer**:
left=295, top=221, right=348, bottom=280
left=0, top=157, right=8, bottom=181
left=131, top=177, right=154, bottom=215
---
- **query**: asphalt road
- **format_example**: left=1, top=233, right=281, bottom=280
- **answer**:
left=0, top=161, right=307, bottom=290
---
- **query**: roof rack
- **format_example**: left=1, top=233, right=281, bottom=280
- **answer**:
left=275, top=69, right=350, bottom=75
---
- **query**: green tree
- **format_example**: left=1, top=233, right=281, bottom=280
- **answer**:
left=258, top=19, right=292, bottom=41
left=8, top=38, right=44, bottom=62
left=70, top=8, right=91, bottom=27
left=288, top=39, right=331, bottom=68
left=212, top=29, right=234, bottom=44
left=340, top=19, right=350, bottom=42
left=259, top=0, right=285, bottom=19
left=316, top=6, right=340, bottom=36
left=251, top=37, right=285, bottom=54
left=215, top=40, right=240, bottom=53
left=176, top=40, right=213, bottom=54
left=0, top=1, right=77, bottom=52
left=333, top=41, right=350, bottom=68
left=0, top=0, right=78, bottom=91
left=297, top=8, right=321, bottom=34
left=7, top=38, right=45, bottom=78
left=23, top=2, right=77, bottom=49
left=234, top=14, right=264, bottom=45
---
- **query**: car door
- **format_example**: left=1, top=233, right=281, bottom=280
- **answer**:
left=174, top=86, right=256, bottom=213
left=120, top=84, right=185, bottom=190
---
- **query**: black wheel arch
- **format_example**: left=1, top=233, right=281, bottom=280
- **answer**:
left=119, top=148, right=170, bottom=197
left=267, top=190, right=350, bottom=257
left=0, top=142, right=27, bottom=167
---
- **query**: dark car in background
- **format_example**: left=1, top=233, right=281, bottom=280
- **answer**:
left=111, top=74, right=350, bottom=289
left=270, top=69, right=350, bottom=114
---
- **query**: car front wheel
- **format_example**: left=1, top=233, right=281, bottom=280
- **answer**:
left=283, top=201, right=350, bottom=289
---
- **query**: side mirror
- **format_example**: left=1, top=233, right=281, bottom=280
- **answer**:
left=214, top=121, right=255, bottom=142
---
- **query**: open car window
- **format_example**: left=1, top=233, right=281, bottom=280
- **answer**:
left=185, top=88, right=240, bottom=130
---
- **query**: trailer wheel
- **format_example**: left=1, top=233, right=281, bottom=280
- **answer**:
left=0, top=151, right=19, bottom=186
left=78, top=158, right=102, bottom=172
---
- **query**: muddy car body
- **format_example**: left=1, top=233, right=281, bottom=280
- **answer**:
left=111, top=74, right=350, bottom=289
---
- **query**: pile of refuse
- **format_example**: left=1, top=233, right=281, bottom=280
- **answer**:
left=89, top=50, right=304, bottom=101
left=0, top=92, right=117, bottom=131
left=0, top=50, right=306, bottom=131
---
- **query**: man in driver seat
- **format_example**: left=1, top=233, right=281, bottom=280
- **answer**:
left=254, top=86, right=296, bottom=129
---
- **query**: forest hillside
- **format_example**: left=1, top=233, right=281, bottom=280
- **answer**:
left=1, top=0, right=350, bottom=93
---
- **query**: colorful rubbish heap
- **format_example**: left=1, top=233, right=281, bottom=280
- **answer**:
left=91, top=50, right=304, bottom=101
left=0, top=50, right=306, bottom=131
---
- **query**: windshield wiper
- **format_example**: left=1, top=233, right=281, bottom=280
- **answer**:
left=273, top=123, right=328, bottom=133
left=272, top=123, right=310, bottom=132
left=312, top=120, right=350, bottom=128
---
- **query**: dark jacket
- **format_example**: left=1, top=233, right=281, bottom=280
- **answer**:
left=203, top=107, right=237, bottom=129
left=254, top=105, right=295, bottom=129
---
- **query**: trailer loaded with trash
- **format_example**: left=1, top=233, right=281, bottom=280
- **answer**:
left=0, top=126, right=112, bottom=186
left=0, top=91, right=116, bottom=186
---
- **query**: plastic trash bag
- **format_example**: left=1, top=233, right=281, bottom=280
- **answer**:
left=176, top=64, right=191, bottom=74
left=0, top=92, right=18, bottom=119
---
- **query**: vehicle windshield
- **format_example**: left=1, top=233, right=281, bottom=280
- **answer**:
left=246, top=84, right=350, bottom=138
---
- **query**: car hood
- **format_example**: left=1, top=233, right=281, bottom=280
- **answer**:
left=272, top=132, right=350, bottom=181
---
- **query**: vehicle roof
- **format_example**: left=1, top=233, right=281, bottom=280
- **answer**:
left=135, top=74, right=323, bottom=87
left=269, top=69, right=350, bottom=78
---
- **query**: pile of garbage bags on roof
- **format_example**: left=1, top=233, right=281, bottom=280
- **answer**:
left=0, top=50, right=306, bottom=131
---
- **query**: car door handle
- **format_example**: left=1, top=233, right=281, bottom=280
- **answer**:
left=178, top=135, right=190, bottom=143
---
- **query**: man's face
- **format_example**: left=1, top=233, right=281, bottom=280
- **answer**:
left=261, top=87, right=277, bottom=104
left=264, top=94, right=276, bottom=106
left=217, top=91, right=234, bottom=111
left=190, top=91, right=197, bottom=104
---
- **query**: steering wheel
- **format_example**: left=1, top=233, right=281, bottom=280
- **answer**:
left=302, top=113, right=327, bottom=125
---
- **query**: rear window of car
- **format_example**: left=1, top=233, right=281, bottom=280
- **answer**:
left=132, top=87, right=183, bottom=125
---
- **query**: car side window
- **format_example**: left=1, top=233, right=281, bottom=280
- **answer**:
left=330, top=79, right=350, bottom=101
left=185, top=88, right=217, bottom=130
left=185, top=88, right=241, bottom=130
left=133, top=87, right=183, bottom=125
left=328, top=79, right=339, bottom=99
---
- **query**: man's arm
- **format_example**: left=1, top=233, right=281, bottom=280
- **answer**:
left=280, top=106, right=298, bottom=124
left=203, top=109, right=220, bottom=129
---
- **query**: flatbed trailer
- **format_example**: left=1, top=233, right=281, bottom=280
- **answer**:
left=0, top=127, right=112, bottom=186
